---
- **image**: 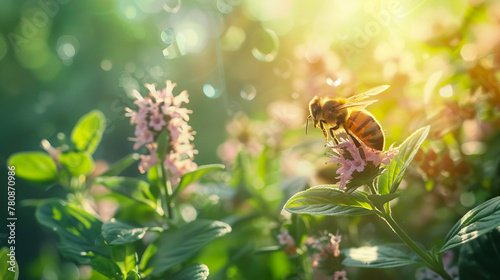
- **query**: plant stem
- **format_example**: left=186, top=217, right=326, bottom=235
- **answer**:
left=159, top=162, right=173, bottom=219
left=379, top=212, right=453, bottom=280
left=368, top=181, right=377, bottom=194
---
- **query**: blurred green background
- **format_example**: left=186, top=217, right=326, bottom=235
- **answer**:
left=2, top=0, right=500, bottom=279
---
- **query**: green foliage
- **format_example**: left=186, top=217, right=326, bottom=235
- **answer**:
left=59, top=151, right=94, bottom=176
left=101, top=219, right=152, bottom=245
left=140, top=220, right=231, bottom=277
left=169, top=263, right=210, bottom=280
left=440, top=196, right=500, bottom=252
left=100, top=153, right=140, bottom=177
left=0, top=247, right=19, bottom=280
left=90, top=255, right=124, bottom=280
left=7, top=152, right=58, bottom=184
left=458, top=227, right=500, bottom=279
left=35, top=200, right=106, bottom=264
left=172, top=164, right=226, bottom=197
left=94, top=176, right=156, bottom=209
left=111, top=245, right=138, bottom=278
left=284, top=186, right=374, bottom=216
left=378, top=126, right=430, bottom=194
left=367, top=193, right=401, bottom=209
left=342, top=243, right=421, bottom=268
left=71, top=110, right=106, bottom=155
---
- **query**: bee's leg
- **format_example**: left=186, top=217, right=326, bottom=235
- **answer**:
left=329, top=127, right=339, bottom=145
left=329, top=123, right=340, bottom=145
left=319, top=122, right=328, bottom=143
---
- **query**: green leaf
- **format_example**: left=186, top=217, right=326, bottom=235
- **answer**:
left=138, top=242, right=157, bottom=276
left=59, top=152, right=94, bottom=176
left=0, top=247, right=19, bottom=280
left=7, top=152, right=58, bottom=184
left=172, top=164, right=225, bottom=197
left=284, top=186, right=374, bottom=216
left=111, top=244, right=137, bottom=276
left=102, top=219, right=151, bottom=245
left=342, top=243, right=421, bottom=268
left=99, top=153, right=140, bottom=177
left=458, top=227, right=500, bottom=279
left=91, top=255, right=124, bottom=280
left=440, top=196, right=500, bottom=253
left=378, top=126, right=429, bottom=194
left=71, top=110, right=106, bottom=154
left=94, top=176, right=156, bottom=209
left=367, top=193, right=401, bottom=209
left=254, top=246, right=282, bottom=254
left=140, top=219, right=231, bottom=277
left=35, top=200, right=106, bottom=264
left=170, top=263, right=209, bottom=280
left=125, top=270, right=140, bottom=280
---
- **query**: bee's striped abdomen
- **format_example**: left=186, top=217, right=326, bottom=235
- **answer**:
left=346, top=109, right=385, bottom=150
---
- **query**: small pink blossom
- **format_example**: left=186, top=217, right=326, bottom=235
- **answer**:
left=173, top=90, right=190, bottom=107
left=334, top=270, right=348, bottom=280
left=124, top=108, right=137, bottom=124
left=328, top=137, right=365, bottom=190
left=138, top=143, right=158, bottom=173
left=165, top=152, right=198, bottom=183
left=442, top=250, right=453, bottom=267
left=326, top=233, right=342, bottom=257
left=131, top=129, right=154, bottom=150
left=278, top=230, right=295, bottom=247
left=362, top=143, right=399, bottom=166
left=134, top=121, right=148, bottom=136
left=278, top=230, right=297, bottom=255
left=149, top=112, right=166, bottom=131
left=328, top=136, right=398, bottom=190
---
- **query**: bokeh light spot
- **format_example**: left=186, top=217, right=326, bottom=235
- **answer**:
left=461, top=141, right=486, bottom=155
left=460, top=43, right=477, bottom=61
left=222, top=26, right=246, bottom=51
left=217, top=0, right=233, bottom=14
left=101, top=60, right=113, bottom=71
left=161, top=27, right=176, bottom=45
left=326, top=76, right=342, bottom=87
left=57, top=35, right=79, bottom=66
left=251, top=28, right=279, bottom=62
left=240, top=84, right=257, bottom=100
left=125, top=6, right=137, bottom=19
left=163, top=0, right=181, bottom=13
left=203, top=84, right=217, bottom=98
left=439, top=84, right=453, bottom=98
left=460, top=192, right=476, bottom=208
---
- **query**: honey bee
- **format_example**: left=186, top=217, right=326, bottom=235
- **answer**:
left=306, top=85, right=389, bottom=151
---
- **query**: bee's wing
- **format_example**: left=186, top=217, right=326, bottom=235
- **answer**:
left=334, top=100, right=378, bottom=111
left=346, top=85, right=389, bottom=102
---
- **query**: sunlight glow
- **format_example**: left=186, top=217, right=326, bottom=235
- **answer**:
left=439, top=84, right=453, bottom=98
left=348, top=246, right=379, bottom=263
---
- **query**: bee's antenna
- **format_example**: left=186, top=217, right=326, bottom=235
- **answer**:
left=306, top=115, right=311, bottom=135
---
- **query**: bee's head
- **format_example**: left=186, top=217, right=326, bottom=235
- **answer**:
left=307, top=96, right=322, bottom=135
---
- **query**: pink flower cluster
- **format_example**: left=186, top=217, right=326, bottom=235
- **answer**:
left=311, top=232, right=348, bottom=279
left=328, top=136, right=399, bottom=190
left=125, top=81, right=197, bottom=183
left=278, top=230, right=297, bottom=255
left=312, top=233, right=342, bottom=262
